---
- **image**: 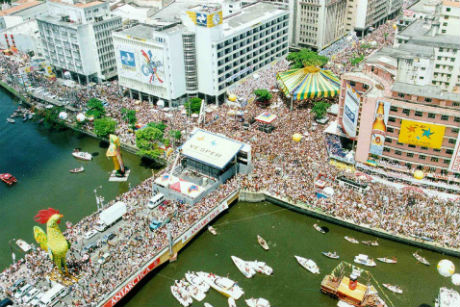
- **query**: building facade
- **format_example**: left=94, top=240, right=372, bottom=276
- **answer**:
left=37, top=0, right=122, bottom=83
left=113, top=1, right=289, bottom=105
left=333, top=8, right=460, bottom=185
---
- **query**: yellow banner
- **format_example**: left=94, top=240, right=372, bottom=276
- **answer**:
left=398, top=120, right=445, bottom=149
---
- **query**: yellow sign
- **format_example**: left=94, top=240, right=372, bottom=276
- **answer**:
left=208, top=11, right=223, bottom=27
left=398, top=120, right=445, bottom=149
left=186, top=10, right=222, bottom=28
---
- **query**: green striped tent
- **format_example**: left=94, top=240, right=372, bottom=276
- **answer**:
left=276, top=66, right=340, bottom=101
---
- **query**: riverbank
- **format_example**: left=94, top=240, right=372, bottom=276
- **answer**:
left=240, top=190, right=460, bottom=257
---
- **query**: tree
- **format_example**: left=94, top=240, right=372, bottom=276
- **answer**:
left=184, top=97, right=202, bottom=115
left=94, top=117, right=117, bottom=138
left=350, top=54, right=365, bottom=66
left=311, top=101, right=330, bottom=119
left=169, top=129, right=182, bottom=147
left=86, top=98, right=105, bottom=119
left=287, top=49, right=329, bottom=69
left=147, top=122, right=167, bottom=132
left=254, top=89, right=272, bottom=103
left=135, top=127, right=164, bottom=160
left=383, top=32, right=389, bottom=43
left=121, top=108, right=137, bottom=128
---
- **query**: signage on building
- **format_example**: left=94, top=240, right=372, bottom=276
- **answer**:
left=342, top=83, right=360, bottom=138
left=449, top=133, right=460, bottom=173
left=140, top=49, right=164, bottom=85
left=187, top=10, right=223, bottom=28
left=102, top=257, right=161, bottom=307
left=398, top=120, right=446, bottom=149
left=120, top=50, right=136, bottom=70
left=369, top=100, right=390, bottom=156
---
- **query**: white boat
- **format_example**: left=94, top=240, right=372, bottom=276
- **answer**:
left=72, top=151, right=92, bottom=161
left=197, top=272, right=244, bottom=300
left=337, top=301, right=355, bottom=307
left=249, top=260, right=273, bottom=275
left=361, top=240, right=379, bottom=246
left=413, top=251, right=430, bottom=265
left=170, top=285, right=192, bottom=307
left=7, top=118, right=15, bottom=123
left=313, top=223, right=326, bottom=234
left=257, top=235, right=269, bottom=250
left=344, top=236, right=359, bottom=244
left=228, top=297, right=237, bottom=307
left=354, top=254, right=376, bottom=267
left=321, top=251, right=339, bottom=259
left=183, top=280, right=206, bottom=302
left=185, top=271, right=210, bottom=293
left=69, top=166, right=85, bottom=173
left=204, top=303, right=214, bottom=307
left=245, top=298, right=271, bottom=307
left=377, top=257, right=397, bottom=264
left=16, top=239, right=32, bottom=252
left=382, top=283, right=403, bottom=294
left=294, top=256, right=320, bottom=274
left=208, top=226, right=217, bottom=235
left=231, top=256, right=256, bottom=278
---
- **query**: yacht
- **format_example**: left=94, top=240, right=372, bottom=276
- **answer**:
left=354, top=254, right=376, bottom=267
left=245, top=298, right=271, bottom=307
left=197, top=272, right=244, bottom=300
left=294, top=256, right=320, bottom=274
left=231, top=256, right=256, bottom=278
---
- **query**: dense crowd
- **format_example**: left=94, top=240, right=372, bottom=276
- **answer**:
left=1, top=8, right=459, bottom=306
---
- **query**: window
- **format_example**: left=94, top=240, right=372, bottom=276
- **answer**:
left=431, top=157, right=439, bottom=162
left=349, top=81, right=356, bottom=86
left=421, top=147, right=428, bottom=150
left=454, top=117, right=460, bottom=122
left=415, top=111, right=423, bottom=117
left=385, top=138, right=392, bottom=143
left=384, top=147, right=391, bottom=152
left=449, top=139, right=456, bottom=144
left=452, top=128, right=459, bottom=133
left=403, top=109, right=410, bottom=116
left=398, top=93, right=405, bottom=98
left=425, top=98, right=432, bottom=102
left=387, top=127, right=394, bottom=133
left=389, top=117, right=396, bottom=122
left=428, top=113, right=436, bottom=119
left=447, top=149, right=454, bottom=154
left=390, top=106, right=398, bottom=112
left=407, top=153, right=414, bottom=157
left=395, top=150, right=402, bottom=155
left=408, top=144, right=416, bottom=148
left=434, top=148, right=441, bottom=152
left=419, top=155, right=426, bottom=160
left=441, top=115, right=449, bottom=121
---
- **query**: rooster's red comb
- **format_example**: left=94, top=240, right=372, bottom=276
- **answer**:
left=34, top=208, right=61, bottom=224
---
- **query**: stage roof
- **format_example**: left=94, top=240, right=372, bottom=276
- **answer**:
left=181, top=129, right=243, bottom=169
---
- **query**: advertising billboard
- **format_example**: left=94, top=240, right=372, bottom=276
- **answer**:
left=398, top=120, right=445, bottom=149
left=449, top=133, right=460, bottom=173
left=342, top=83, right=360, bottom=138
left=186, top=10, right=223, bottom=28
left=369, top=100, right=390, bottom=156
left=139, top=49, right=164, bottom=85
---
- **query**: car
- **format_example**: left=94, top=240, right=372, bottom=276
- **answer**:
left=14, top=284, right=32, bottom=300
left=82, top=242, right=98, bottom=254
left=83, top=230, right=98, bottom=240
left=101, top=232, right=116, bottom=244
left=98, top=252, right=111, bottom=264
left=23, top=288, right=39, bottom=304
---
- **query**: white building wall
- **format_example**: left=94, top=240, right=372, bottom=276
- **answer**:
left=440, top=1, right=460, bottom=35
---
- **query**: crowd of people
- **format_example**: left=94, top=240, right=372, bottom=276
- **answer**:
left=1, top=5, right=459, bottom=305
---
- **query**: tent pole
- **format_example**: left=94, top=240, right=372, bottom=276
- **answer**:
left=290, top=96, right=293, bottom=111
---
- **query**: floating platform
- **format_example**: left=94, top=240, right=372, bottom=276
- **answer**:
left=108, top=169, right=130, bottom=182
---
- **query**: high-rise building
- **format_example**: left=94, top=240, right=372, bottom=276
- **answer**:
left=345, top=0, right=403, bottom=36
left=37, top=0, right=122, bottom=83
left=330, top=2, right=460, bottom=188
left=113, top=1, right=289, bottom=105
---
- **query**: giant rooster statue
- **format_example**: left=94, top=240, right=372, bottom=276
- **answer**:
left=106, top=134, right=129, bottom=181
left=33, top=208, right=74, bottom=280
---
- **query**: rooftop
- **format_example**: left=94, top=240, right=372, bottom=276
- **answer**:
left=0, top=0, right=41, bottom=16
left=48, top=0, right=104, bottom=9
left=392, top=82, right=460, bottom=102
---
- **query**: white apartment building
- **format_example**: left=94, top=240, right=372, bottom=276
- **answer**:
left=440, top=0, right=460, bottom=35
left=289, top=0, right=347, bottom=51
left=345, top=0, right=403, bottom=36
left=37, top=0, right=122, bottom=84
left=113, top=1, right=289, bottom=106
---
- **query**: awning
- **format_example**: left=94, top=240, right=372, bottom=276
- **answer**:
left=255, top=112, right=277, bottom=124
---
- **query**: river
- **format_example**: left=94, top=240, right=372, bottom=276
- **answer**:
left=0, top=88, right=153, bottom=270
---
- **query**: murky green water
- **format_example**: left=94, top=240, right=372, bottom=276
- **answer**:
left=121, top=201, right=458, bottom=307
left=0, top=88, right=153, bottom=270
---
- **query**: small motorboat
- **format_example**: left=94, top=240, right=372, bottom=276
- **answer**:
left=313, top=223, right=326, bottom=234
left=322, top=251, right=340, bottom=259
left=16, top=239, right=32, bottom=252
left=69, top=166, right=84, bottom=173
left=204, top=303, right=214, bottom=307
left=295, top=256, right=320, bottom=274
left=171, top=284, right=192, bottom=307
left=208, top=226, right=217, bottom=235
left=7, top=118, right=15, bottom=123
left=231, top=256, right=256, bottom=278
left=197, top=272, right=244, bottom=300
left=72, top=151, right=92, bottom=161
left=182, top=280, right=205, bottom=302
left=361, top=240, right=379, bottom=246
left=245, top=297, right=271, bottom=307
left=249, top=260, right=273, bottom=275
left=344, top=236, right=359, bottom=244
left=0, top=173, right=17, bottom=185
left=382, top=283, right=403, bottom=294
left=413, top=251, right=430, bottom=266
left=257, top=235, right=269, bottom=250
left=354, top=254, right=376, bottom=267
left=377, top=257, right=397, bottom=264
left=228, top=297, right=237, bottom=307
left=185, top=271, right=210, bottom=293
